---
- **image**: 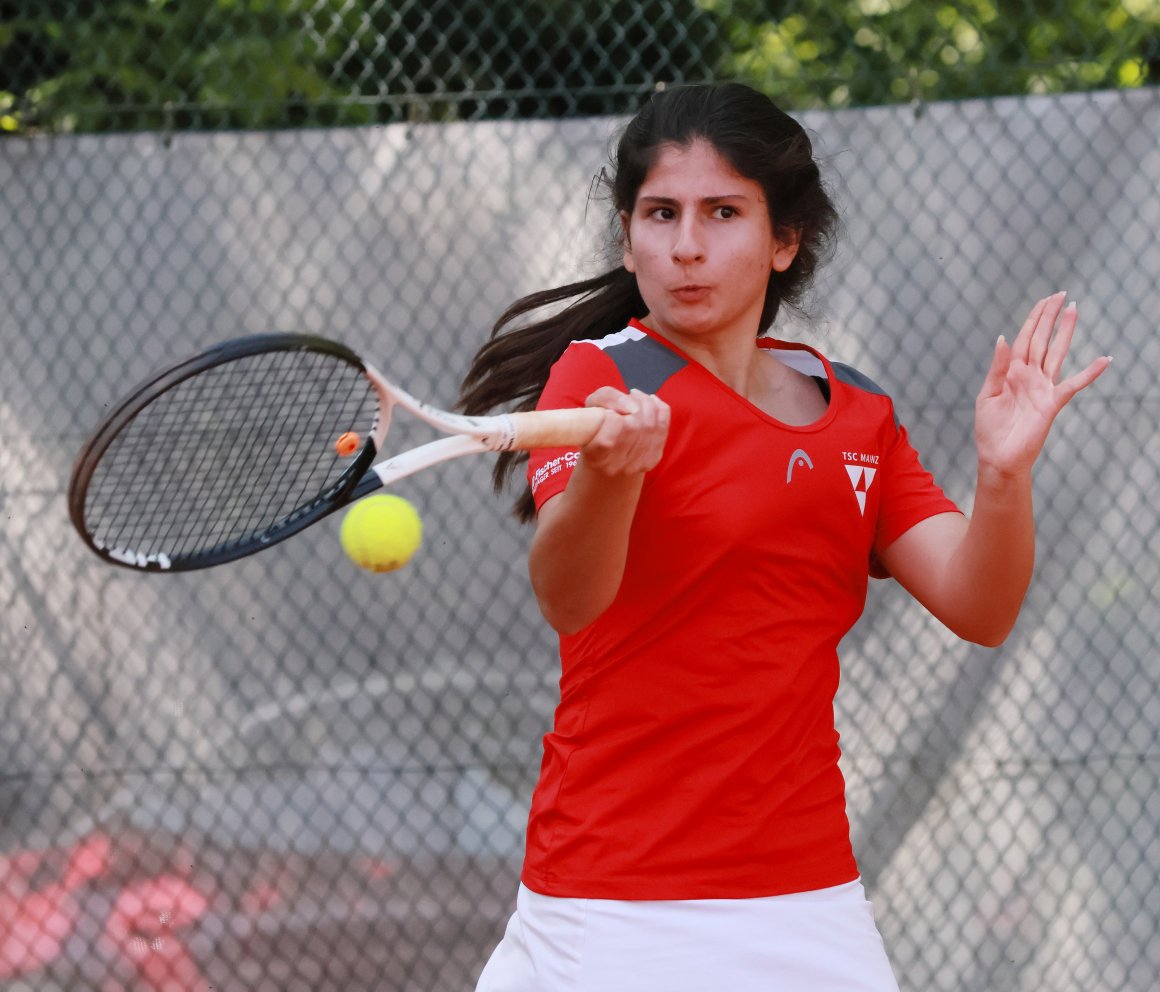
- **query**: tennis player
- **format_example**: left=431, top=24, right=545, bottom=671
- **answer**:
left=459, top=82, right=1109, bottom=992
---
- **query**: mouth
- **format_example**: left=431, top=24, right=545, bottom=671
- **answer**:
left=671, top=285, right=711, bottom=303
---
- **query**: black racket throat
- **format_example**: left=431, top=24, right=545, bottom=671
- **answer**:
left=68, top=334, right=382, bottom=572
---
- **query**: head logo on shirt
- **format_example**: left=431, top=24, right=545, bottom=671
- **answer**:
left=843, top=452, right=880, bottom=515
left=786, top=448, right=813, bottom=483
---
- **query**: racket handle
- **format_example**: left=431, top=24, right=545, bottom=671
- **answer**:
left=507, top=407, right=606, bottom=449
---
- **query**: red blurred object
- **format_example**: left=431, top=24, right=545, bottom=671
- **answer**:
left=0, top=832, right=111, bottom=979
left=101, top=874, right=211, bottom=991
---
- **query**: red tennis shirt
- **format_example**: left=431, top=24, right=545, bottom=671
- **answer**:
left=522, top=320, right=959, bottom=900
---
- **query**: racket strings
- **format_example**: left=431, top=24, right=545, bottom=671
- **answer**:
left=84, top=350, right=378, bottom=561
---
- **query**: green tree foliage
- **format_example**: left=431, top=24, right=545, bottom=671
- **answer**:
left=0, top=0, right=725, bottom=132
left=0, top=0, right=1156, bottom=134
left=707, top=0, right=1160, bottom=109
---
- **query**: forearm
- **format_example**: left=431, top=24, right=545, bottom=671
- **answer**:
left=529, top=460, right=645, bottom=635
left=882, top=464, right=1036, bottom=646
left=943, top=464, right=1036, bottom=645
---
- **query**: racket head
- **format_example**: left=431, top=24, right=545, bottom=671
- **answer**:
left=68, top=333, right=382, bottom=571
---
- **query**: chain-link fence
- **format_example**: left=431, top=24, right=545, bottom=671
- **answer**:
left=2, top=3, right=1158, bottom=991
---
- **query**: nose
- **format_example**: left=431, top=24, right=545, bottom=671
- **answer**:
left=671, top=216, right=704, bottom=263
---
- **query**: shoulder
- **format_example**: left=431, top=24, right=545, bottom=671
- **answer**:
left=808, top=351, right=901, bottom=431
left=777, top=341, right=890, bottom=399
left=540, top=324, right=678, bottom=408
left=828, top=360, right=890, bottom=399
left=763, top=340, right=900, bottom=427
left=566, top=323, right=689, bottom=394
left=830, top=362, right=900, bottom=426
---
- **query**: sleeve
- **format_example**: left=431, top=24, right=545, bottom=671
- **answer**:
left=869, top=413, right=961, bottom=578
left=526, top=342, right=627, bottom=511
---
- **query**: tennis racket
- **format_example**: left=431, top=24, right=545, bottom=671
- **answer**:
left=68, top=333, right=604, bottom=572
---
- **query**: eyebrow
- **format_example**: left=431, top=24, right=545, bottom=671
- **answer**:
left=636, top=193, right=753, bottom=207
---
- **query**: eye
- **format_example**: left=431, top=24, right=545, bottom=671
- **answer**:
left=647, top=206, right=676, bottom=221
left=714, top=205, right=738, bottom=219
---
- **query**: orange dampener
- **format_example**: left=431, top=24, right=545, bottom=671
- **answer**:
left=334, top=431, right=361, bottom=457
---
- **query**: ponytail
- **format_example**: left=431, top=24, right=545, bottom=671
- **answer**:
left=458, top=266, right=644, bottom=521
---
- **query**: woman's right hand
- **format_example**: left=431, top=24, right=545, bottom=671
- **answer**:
left=580, top=386, right=671, bottom=476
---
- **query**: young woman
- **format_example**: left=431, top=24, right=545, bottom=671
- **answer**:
left=459, top=82, right=1109, bottom=992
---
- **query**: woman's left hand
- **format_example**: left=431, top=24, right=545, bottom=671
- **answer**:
left=974, top=291, right=1111, bottom=477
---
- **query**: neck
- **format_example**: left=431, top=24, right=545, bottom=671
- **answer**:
left=638, top=315, right=825, bottom=425
left=639, top=316, right=770, bottom=397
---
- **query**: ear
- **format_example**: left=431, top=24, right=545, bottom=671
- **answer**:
left=620, top=209, right=635, bottom=274
left=771, top=229, right=801, bottom=273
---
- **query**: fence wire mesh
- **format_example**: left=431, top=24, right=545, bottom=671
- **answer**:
left=1, top=2, right=1158, bottom=991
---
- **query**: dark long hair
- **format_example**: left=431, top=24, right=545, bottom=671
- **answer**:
left=459, top=82, right=839, bottom=521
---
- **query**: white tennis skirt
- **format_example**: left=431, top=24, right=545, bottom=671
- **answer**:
left=475, top=879, right=901, bottom=992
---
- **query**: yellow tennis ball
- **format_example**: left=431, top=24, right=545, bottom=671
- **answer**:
left=340, top=494, right=422, bottom=573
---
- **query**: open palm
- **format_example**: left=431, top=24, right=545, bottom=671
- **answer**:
left=974, top=292, right=1111, bottom=476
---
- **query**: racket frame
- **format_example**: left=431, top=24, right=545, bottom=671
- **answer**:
left=69, top=333, right=605, bottom=572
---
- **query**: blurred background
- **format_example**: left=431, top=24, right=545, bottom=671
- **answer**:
left=1, top=2, right=1158, bottom=990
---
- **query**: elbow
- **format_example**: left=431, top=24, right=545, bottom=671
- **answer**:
left=529, top=551, right=620, bottom=636
left=547, top=616, right=587, bottom=637
left=946, top=611, right=1020, bottom=648
left=961, top=627, right=1011, bottom=649
left=931, top=581, right=1029, bottom=648
left=536, top=597, right=578, bottom=636
left=535, top=594, right=608, bottom=637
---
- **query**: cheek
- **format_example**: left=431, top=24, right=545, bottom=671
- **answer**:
left=626, top=242, right=666, bottom=280
left=735, top=247, right=775, bottom=285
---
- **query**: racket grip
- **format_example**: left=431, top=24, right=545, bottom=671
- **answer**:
left=507, top=407, right=607, bottom=449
